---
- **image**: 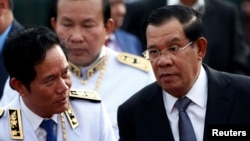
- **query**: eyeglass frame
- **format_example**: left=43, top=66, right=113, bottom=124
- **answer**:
left=142, top=41, right=194, bottom=61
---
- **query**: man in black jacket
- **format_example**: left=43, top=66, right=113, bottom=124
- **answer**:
left=122, top=0, right=250, bottom=76
left=118, top=5, right=250, bottom=141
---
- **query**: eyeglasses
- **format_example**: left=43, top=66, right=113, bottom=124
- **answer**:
left=143, top=41, right=193, bottom=61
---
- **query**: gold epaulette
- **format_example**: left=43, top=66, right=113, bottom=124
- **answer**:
left=117, top=52, right=151, bottom=72
left=0, top=109, right=4, bottom=118
left=65, top=103, right=79, bottom=129
left=8, top=109, right=24, bottom=140
left=69, top=89, right=101, bottom=102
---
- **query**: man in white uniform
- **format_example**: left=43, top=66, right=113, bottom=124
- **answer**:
left=50, top=0, right=156, bottom=139
left=0, top=26, right=116, bottom=141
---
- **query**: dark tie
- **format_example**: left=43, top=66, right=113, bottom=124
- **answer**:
left=175, top=97, right=197, bottom=141
left=40, top=119, right=56, bottom=141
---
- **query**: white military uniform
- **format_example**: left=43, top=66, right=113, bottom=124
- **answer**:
left=0, top=46, right=156, bottom=139
left=0, top=93, right=116, bottom=141
left=69, top=47, right=156, bottom=138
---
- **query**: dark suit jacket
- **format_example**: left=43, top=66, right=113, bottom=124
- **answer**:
left=118, top=64, right=250, bottom=141
left=114, top=29, right=143, bottom=56
left=0, top=20, right=22, bottom=99
left=122, top=0, right=250, bottom=75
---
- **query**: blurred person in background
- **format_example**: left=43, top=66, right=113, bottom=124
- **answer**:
left=0, top=0, right=22, bottom=99
left=107, top=0, right=143, bottom=56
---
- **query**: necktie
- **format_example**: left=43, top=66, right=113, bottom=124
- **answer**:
left=40, top=119, right=56, bottom=141
left=175, top=97, right=197, bottom=141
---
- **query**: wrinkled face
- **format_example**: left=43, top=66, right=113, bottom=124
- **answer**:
left=52, top=0, right=109, bottom=66
left=110, top=0, right=126, bottom=30
left=146, top=19, right=204, bottom=98
left=21, top=45, right=72, bottom=118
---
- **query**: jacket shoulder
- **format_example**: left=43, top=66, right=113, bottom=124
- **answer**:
left=69, top=89, right=101, bottom=102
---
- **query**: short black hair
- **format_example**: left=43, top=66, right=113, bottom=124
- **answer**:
left=143, top=5, right=205, bottom=46
left=3, top=25, right=67, bottom=90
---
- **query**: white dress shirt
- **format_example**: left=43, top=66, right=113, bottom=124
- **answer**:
left=20, top=98, right=58, bottom=141
left=163, top=65, right=208, bottom=141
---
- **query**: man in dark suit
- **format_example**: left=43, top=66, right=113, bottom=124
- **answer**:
left=0, top=0, right=22, bottom=99
left=122, top=0, right=250, bottom=75
left=118, top=5, right=250, bottom=141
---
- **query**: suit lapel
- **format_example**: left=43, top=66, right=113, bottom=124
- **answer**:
left=141, top=82, right=175, bottom=141
left=203, top=64, right=234, bottom=141
left=10, top=20, right=22, bottom=33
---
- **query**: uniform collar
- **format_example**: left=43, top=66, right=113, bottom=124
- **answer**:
left=69, top=46, right=107, bottom=80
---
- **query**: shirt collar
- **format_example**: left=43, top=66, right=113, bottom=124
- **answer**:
left=20, top=97, right=58, bottom=131
left=164, top=65, right=208, bottom=113
left=109, top=33, right=116, bottom=42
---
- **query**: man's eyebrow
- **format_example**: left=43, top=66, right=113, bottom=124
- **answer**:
left=60, top=16, right=72, bottom=22
left=168, top=37, right=181, bottom=43
left=147, top=44, right=157, bottom=49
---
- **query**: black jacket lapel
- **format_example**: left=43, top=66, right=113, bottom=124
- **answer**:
left=203, top=64, right=234, bottom=141
left=142, top=82, right=175, bottom=141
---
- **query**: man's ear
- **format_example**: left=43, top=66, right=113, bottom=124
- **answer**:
left=50, top=17, right=57, bottom=30
left=10, top=78, right=28, bottom=97
left=196, top=37, right=207, bottom=60
left=104, top=18, right=115, bottom=40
